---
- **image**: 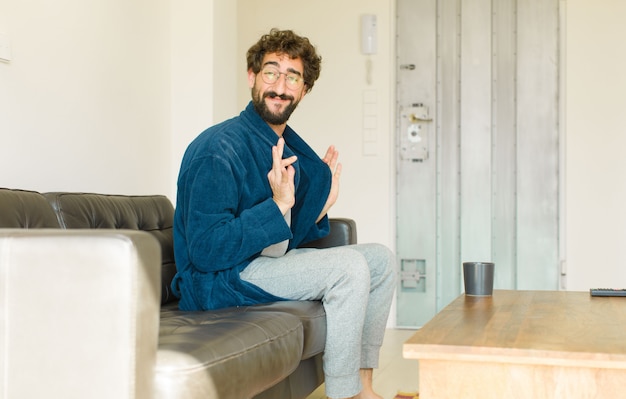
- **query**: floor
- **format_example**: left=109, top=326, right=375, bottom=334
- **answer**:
left=306, top=329, right=420, bottom=399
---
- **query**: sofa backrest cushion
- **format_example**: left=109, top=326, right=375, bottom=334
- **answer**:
left=0, top=188, right=60, bottom=228
left=44, top=192, right=177, bottom=305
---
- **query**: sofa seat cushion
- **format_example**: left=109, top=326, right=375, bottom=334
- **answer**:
left=239, top=301, right=326, bottom=359
left=156, top=307, right=304, bottom=399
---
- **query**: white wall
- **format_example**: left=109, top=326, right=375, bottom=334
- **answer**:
left=236, top=0, right=396, bottom=249
left=565, top=0, right=626, bottom=290
left=0, top=0, right=236, bottom=201
left=170, top=0, right=238, bottom=200
left=0, top=0, right=171, bottom=195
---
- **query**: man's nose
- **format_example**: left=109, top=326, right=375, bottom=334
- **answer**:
left=272, top=74, right=288, bottom=92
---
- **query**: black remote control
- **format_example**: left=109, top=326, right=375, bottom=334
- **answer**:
left=589, top=288, right=626, bottom=297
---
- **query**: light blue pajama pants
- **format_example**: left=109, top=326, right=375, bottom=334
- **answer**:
left=240, top=243, right=396, bottom=399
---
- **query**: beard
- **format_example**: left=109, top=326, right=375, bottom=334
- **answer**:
left=251, top=87, right=300, bottom=125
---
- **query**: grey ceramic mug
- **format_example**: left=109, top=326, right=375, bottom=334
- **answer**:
left=463, top=262, right=494, bottom=296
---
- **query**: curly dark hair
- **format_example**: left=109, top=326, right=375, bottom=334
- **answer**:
left=246, top=28, right=322, bottom=93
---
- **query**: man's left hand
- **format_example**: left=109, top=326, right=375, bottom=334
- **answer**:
left=316, top=145, right=342, bottom=223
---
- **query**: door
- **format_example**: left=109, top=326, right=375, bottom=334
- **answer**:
left=396, top=0, right=561, bottom=327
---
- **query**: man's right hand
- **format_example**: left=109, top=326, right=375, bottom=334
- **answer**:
left=268, top=137, right=297, bottom=215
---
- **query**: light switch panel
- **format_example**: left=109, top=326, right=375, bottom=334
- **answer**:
left=362, top=89, right=378, bottom=156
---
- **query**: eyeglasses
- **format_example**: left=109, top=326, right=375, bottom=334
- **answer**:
left=259, top=66, right=304, bottom=90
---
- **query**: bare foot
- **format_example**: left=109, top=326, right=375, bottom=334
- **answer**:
left=327, top=369, right=384, bottom=399
left=354, top=368, right=383, bottom=399
left=354, top=392, right=383, bottom=399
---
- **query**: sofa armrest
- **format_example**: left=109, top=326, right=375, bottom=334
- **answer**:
left=299, top=218, right=357, bottom=249
left=0, top=229, right=161, bottom=399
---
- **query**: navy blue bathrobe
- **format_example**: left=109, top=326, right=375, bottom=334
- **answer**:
left=172, top=102, right=332, bottom=311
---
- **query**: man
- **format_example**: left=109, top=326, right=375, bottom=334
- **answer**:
left=171, top=28, right=395, bottom=399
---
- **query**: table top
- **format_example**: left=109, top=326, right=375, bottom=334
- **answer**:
left=404, top=290, right=626, bottom=368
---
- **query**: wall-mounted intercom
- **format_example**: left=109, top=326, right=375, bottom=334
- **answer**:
left=361, top=14, right=377, bottom=55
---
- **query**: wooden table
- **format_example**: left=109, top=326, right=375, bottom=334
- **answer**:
left=403, top=290, right=626, bottom=398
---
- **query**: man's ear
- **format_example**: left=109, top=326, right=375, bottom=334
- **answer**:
left=247, top=69, right=256, bottom=89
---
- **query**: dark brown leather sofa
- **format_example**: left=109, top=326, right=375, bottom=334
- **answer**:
left=0, top=187, right=357, bottom=399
